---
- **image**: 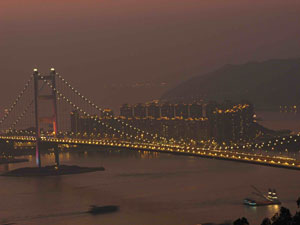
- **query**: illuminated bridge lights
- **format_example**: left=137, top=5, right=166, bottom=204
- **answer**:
left=1, top=135, right=300, bottom=169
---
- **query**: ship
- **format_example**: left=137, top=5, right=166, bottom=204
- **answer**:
left=87, top=205, right=119, bottom=215
left=243, top=186, right=281, bottom=206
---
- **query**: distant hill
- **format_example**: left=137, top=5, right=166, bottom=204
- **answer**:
left=161, top=58, right=300, bottom=110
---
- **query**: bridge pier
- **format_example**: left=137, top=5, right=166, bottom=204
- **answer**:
left=35, top=139, right=41, bottom=168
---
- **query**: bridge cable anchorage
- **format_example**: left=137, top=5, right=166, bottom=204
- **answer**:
left=55, top=73, right=173, bottom=144
left=40, top=77, right=153, bottom=144
left=0, top=75, right=34, bottom=127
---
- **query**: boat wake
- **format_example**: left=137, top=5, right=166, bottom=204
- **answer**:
left=1, top=211, right=86, bottom=224
left=1, top=205, right=120, bottom=224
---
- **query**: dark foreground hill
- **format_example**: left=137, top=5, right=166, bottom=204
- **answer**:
left=161, top=58, right=300, bottom=110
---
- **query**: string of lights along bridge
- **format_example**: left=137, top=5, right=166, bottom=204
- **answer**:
left=1, top=68, right=300, bottom=170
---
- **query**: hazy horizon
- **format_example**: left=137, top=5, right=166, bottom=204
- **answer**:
left=1, top=0, right=300, bottom=113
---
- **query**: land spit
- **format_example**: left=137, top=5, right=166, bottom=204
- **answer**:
left=1, top=165, right=105, bottom=177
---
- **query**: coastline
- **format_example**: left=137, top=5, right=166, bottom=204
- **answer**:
left=0, top=157, right=29, bottom=165
left=1, top=164, right=105, bottom=177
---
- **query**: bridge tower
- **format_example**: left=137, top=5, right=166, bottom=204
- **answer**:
left=33, top=68, right=59, bottom=168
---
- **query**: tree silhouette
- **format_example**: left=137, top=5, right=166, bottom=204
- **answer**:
left=234, top=198, right=300, bottom=225
left=271, top=207, right=292, bottom=225
left=292, top=211, right=300, bottom=225
left=261, top=218, right=272, bottom=225
left=296, top=197, right=300, bottom=208
left=233, top=217, right=249, bottom=225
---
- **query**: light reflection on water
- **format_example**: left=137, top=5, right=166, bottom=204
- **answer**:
left=0, top=148, right=299, bottom=225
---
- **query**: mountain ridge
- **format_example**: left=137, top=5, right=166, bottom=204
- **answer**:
left=161, top=58, right=300, bottom=110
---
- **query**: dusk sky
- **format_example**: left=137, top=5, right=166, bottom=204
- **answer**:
left=1, top=0, right=300, bottom=112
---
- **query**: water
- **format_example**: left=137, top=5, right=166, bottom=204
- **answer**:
left=257, top=111, right=300, bottom=133
left=0, top=149, right=300, bottom=225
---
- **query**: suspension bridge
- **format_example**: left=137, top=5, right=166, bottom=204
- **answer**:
left=1, top=68, right=300, bottom=170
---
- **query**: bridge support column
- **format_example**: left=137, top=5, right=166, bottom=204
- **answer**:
left=33, top=69, right=41, bottom=168
left=33, top=68, right=60, bottom=168
left=50, top=68, right=60, bottom=167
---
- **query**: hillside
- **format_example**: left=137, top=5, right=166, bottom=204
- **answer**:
left=161, top=58, right=300, bottom=110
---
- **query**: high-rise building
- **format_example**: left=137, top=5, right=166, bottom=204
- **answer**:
left=189, top=103, right=203, bottom=118
left=175, top=103, right=189, bottom=118
left=211, top=103, right=254, bottom=142
left=161, top=103, right=175, bottom=118
left=70, top=112, right=117, bottom=138
left=133, top=103, right=147, bottom=118
left=120, top=104, right=133, bottom=118
left=147, top=102, right=161, bottom=118
left=116, top=101, right=254, bottom=142
left=70, top=110, right=80, bottom=133
left=205, top=101, right=218, bottom=118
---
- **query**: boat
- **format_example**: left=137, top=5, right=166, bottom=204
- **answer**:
left=243, top=186, right=281, bottom=206
left=87, top=205, right=119, bottom=215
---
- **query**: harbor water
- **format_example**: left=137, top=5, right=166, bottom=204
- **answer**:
left=1, top=149, right=300, bottom=225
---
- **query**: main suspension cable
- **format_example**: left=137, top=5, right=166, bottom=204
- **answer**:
left=41, top=76, right=153, bottom=143
left=0, top=75, right=33, bottom=127
left=55, top=73, right=167, bottom=143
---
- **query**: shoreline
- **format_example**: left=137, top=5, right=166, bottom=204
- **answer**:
left=0, top=157, right=29, bottom=165
left=1, top=164, right=105, bottom=177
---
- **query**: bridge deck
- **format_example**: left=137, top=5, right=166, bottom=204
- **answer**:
left=1, top=135, right=300, bottom=171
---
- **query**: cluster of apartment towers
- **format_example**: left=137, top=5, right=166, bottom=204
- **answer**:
left=120, top=101, right=210, bottom=119
left=70, top=101, right=254, bottom=142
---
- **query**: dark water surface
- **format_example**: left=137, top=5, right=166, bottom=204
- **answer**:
left=1, top=149, right=300, bottom=225
left=257, top=111, right=300, bottom=133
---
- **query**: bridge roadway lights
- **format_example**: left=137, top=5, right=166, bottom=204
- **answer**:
left=1, top=136, right=300, bottom=169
